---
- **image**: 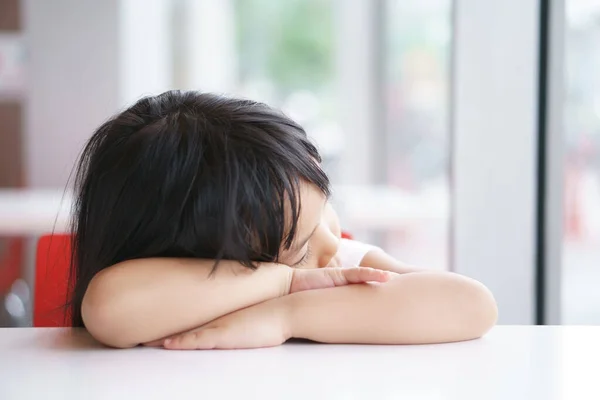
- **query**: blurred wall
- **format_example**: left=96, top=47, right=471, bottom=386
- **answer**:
left=0, top=0, right=24, bottom=327
left=23, top=0, right=121, bottom=188
left=0, top=104, right=22, bottom=187
left=23, top=0, right=172, bottom=188
left=0, top=0, right=23, bottom=188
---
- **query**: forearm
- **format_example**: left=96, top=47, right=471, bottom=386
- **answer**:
left=289, top=272, right=497, bottom=344
left=82, top=258, right=291, bottom=348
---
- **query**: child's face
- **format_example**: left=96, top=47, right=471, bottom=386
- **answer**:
left=278, top=183, right=341, bottom=269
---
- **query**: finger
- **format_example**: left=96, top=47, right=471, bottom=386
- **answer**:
left=163, top=327, right=221, bottom=350
left=335, top=267, right=394, bottom=285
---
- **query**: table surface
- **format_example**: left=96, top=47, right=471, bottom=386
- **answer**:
left=1, top=326, right=598, bottom=400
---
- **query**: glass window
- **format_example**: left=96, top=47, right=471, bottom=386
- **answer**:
left=232, top=0, right=340, bottom=174
left=382, top=0, right=452, bottom=270
left=562, top=0, right=600, bottom=323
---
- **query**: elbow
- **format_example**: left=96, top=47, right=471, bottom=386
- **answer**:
left=81, top=268, right=138, bottom=349
left=459, top=277, right=498, bottom=340
left=403, top=272, right=498, bottom=343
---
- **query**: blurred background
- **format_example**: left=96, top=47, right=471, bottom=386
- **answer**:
left=0, top=0, right=598, bottom=326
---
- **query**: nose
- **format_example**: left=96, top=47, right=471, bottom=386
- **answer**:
left=316, top=223, right=340, bottom=268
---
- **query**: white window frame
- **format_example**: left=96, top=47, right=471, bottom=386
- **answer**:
left=451, top=0, right=546, bottom=324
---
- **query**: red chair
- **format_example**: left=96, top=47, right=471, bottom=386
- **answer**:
left=34, top=234, right=72, bottom=327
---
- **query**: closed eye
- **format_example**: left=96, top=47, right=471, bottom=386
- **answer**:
left=292, top=246, right=312, bottom=267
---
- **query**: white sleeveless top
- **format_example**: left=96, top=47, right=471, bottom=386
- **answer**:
left=335, top=239, right=380, bottom=268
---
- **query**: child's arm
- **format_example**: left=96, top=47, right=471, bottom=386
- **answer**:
left=289, top=272, right=497, bottom=344
left=81, top=258, right=391, bottom=348
left=161, top=271, right=497, bottom=349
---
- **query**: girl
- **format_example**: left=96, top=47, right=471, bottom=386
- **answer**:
left=71, top=90, right=497, bottom=349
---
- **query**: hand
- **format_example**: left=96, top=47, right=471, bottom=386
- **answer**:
left=289, top=266, right=394, bottom=293
left=149, top=297, right=292, bottom=350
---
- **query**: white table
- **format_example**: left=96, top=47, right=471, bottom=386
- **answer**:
left=1, top=326, right=599, bottom=400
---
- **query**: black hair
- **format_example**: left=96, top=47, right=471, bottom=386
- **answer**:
left=69, top=90, right=330, bottom=327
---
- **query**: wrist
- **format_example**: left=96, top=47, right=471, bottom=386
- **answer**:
left=280, top=264, right=294, bottom=297
left=278, top=294, right=295, bottom=341
left=261, top=262, right=294, bottom=297
left=285, top=290, right=311, bottom=340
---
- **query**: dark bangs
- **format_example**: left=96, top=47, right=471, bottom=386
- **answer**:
left=223, top=101, right=331, bottom=263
